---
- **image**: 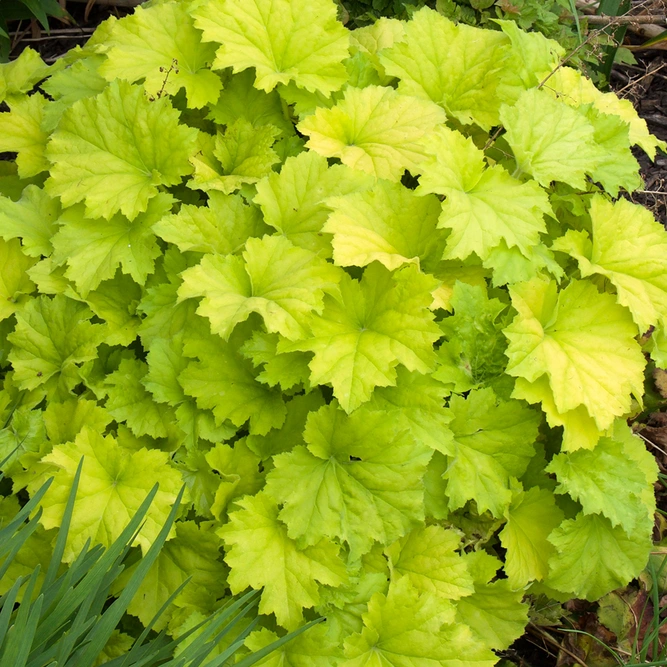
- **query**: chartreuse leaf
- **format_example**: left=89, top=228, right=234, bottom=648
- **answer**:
left=43, top=396, right=111, bottom=445
left=500, top=88, right=600, bottom=189
left=104, top=357, right=177, bottom=439
left=180, top=235, right=341, bottom=341
left=495, top=20, right=563, bottom=89
left=52, top=193, right=173, bottom=298
left=342, top=576, right=496, bottom=667
left=443, top=388, right=539, bottom=517
left=555, top=195, right=667, bottom=332
left=245, top=623, right=342, bottom=667
left=0, top=48, right=49, bottom=104
left=46, top=80, right=197, bottom=221
left=0, top=93, right=49, bottom=178
left=385, top=526, right=474, bottom=601
left=546, top=513, right=652, bottom=600
left=323, top=180, right=445, bottom=271
left=287, top=263, right=440, bottom=413
left=416, top=126, right=552, bottom=262
left=100, top=1, right=222, bottom=108
left=0, top=185, right=60, bottom=258
left=8, top=294, right=105, bottom=401
left=192, top=0, right=349, bottom=94
left=434, top=283, right=510, bottom=396
left=545, top=65, right=665, bottom=158
left=547, top=431, right=653, bottom=534
left=265, top=402, right=431, bottom=559
left=207, top=70, right=294, bottom=136
left=348, top=18, right=405, bottom=87
left=179, top=320, right=286, bottom=435
left=114, top=521, right=228, bottom=629
left=0, top=406, right=48, bottom=478
left=298, top=85, right=447, bottom=181
left=0, top=239, right=35, bottom=321
left=499, top=485, right=563, bottom=589
left=35, top=426, right=182, bottom=561
left=584, top=106, right=641, bottom=197
left=455, top=551, right=529, bottom=652
left=153, top=191, right=268, bottom=255
left=219, top=492, right=347, bottom=631
left=369, top=368, right=453, bottom=455
left=504, top=278, right=645, bottom=432
left=379, top=7, right=512, bottom=130
left=189, top=121, right=280, bottom=193
left=206, top=439, right=264, bottom=519
left=254, top=151, right=374, bottom=255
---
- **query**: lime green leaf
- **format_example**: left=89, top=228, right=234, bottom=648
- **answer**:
left=180, top=235, right=341, bottom=340
left=547, top=513, right=652, bottom=600
left=153, top=191, right=268, bottom=255
left=0, top=93, right=49, bottom=178
left=555, top=195, right=667, bottom=332
left=37, top=426, right=182, bottom=561
left=192, top=0, right=349, bottom=94
left=43, top=397, right=111, bottom=445
left=40, top=56, right=108, bottom=132
left=179, top=322, right=286, bottom=435
left=0, top=406, right=48, bottom=478
left=206, top=439, right=264, bottom=519
left=265, top=402, right=431, bottom=559
left=455, top=552, right=529, bottom=651
left=494, top=20, right=563, bottom=89
left=500, top=88, right=600, bottom=189
left=504, top=278, right=646, bottom=430
left=513, top=375, right=601, bottom=452
left=0, top=238, right=35, bottom=321
left=100, top=1, right=222, bottom=108
left=245, top=391, right=325, bottom=460
left=52, top=194, right=173, bottom=298
left=386, top=525, right=474, bottom=601
left=117, top=521, right=228, bottom=629
left=241, top=330, right=313, bottom=391
left=0, top=48, right=49, bottom=104
left=0, top=185, right=60, bottom=258
left=245, top=624, right=342, bottom=667
left=219, top=492, right=347, bottom=630
left=416, top=126, right=552, bottom=261
left=323, top=180, right=445, bottom=271
left=547, top=434, right=651, bottom=533
left=189, top=121, right=280, bottom=193
left=369, top=368, right=453, bottom=455
left=585, top=106, right=641, bottom=197
left=104, top=357, right=177, bottom=438
left=545, top=66, right=665, bottom=159
left=298, top=85, right=447, bottom=181
left=8, top=294, right=105, bottom=401
left=254, top=151, right=374, bottom=255
left=348, top=18, right=405, bottom=87
left=84, top=273, right=143, bottom=346
left=342, top=576, right=496, bottom=667
left=288, top=263, right=440, bottom=412
left=499, top=486, right=563, bottom=589
left=46, top=80, right=197, bottom=221
left=434, top=283, right=510, bottom=396
left=379, top=7, right=511, bottom=129
left=206, top=69, right=294, bottom=135
left=444, top=388, right=539, bottom=517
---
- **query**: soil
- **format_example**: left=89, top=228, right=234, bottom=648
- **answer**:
left=4, top=1, right=667, bottom=666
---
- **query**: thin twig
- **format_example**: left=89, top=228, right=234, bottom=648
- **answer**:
left=9, top=27, right=95, bottom=37
left=638, top=432, right=667, bottom=458
left=617, top=62, right=667, bottom=95
left=577, top=14, right=667, bottom=25
left=528, top=624, right=589, bottom=667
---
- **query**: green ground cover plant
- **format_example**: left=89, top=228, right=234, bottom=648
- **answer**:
left=0, top=0, right=666, bottom=663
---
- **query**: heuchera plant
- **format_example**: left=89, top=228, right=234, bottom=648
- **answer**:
left=0, top=0, right=666, bottom=662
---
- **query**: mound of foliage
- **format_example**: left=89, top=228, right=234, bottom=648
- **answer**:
left=0, top=0, right=665, bottom=663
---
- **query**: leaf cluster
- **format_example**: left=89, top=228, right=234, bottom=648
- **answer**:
left=0, top=0, right=665, bottom=665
